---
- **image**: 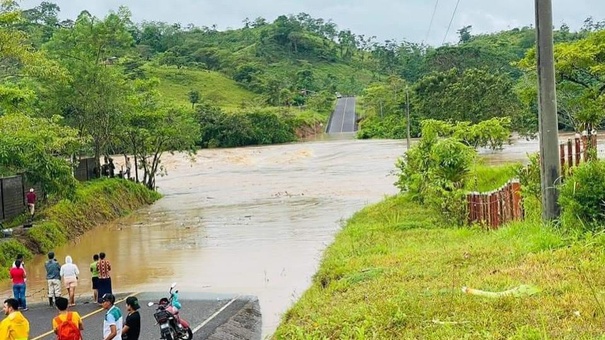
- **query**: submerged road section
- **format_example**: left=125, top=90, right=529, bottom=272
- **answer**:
left=26, top=293, right=261, bottom=340
left=326, top=97, right=357, bottom=133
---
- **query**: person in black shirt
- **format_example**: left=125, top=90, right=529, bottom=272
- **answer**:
left=122, top=296, right=140, bottom=340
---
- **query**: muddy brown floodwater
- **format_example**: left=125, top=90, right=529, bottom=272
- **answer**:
left=1, top=132, right=598, bottom=338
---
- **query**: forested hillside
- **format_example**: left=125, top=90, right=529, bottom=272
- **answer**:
left=356, top=20, right=605, bottom=140
left=2, top=0, right=605, bottom=197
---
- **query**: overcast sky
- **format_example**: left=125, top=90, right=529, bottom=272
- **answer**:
left=19, top=0, right=605, bottom=46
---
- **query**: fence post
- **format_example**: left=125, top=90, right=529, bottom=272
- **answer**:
left=567, top=139, right=573, bottom=170
left=559, top=143, right=565, bottom=175
left=582, top=132, right=588, bottom=161
left=511, top=181, right=522, bottom=220
left=477, top=194, right=484, bottom=225
left=488, top=192, right=494, bottom=229
left=504, top=183, right=512, bottom=223
left=467, top=193, right=473, bottom=224
left=575, top=137, right=581, bottom=166
left=484, top=193, right=490, bottom=227
left=592, top=133, right=598, bottom=160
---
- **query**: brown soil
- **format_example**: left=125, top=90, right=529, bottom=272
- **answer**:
left=295, top=123, right=324, bottom=139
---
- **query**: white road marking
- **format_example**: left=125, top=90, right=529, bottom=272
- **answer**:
left=340, top=98, right=348, bottom=133
left=192, top=295, right=240, bottom=333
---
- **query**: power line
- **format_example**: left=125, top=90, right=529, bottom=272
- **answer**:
left=423, top=0, right=440, bottom=44
left=442, top=0, right=462, bottom=45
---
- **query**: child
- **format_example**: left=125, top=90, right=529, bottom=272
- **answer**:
left=52, top=297, right=83, bottom=340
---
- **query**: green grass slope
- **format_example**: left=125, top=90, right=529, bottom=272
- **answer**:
left=145, top=65, right=261, bottom=110
left=274, top=194, right=605, bottom=339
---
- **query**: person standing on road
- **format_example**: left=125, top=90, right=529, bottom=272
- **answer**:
left=45, top=251, right=62, bottom=307
left=122, top=296, right=141, bottom=340
left=52, top=296, right=83, bottom=340
left=0, top=298, right=29, bottom=340
left=101, top=294, right=122, bottom=340
left=90, top=254, right=100, bottom=304
left=96, top=252, right=113, bottom=303
left=60, top=256, right=80, bottom=307
left=26, top=188, right=36, bottom=218
left=9, top=261, right=27, bottom=311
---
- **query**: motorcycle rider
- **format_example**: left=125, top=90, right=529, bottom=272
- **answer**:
left=158, top=297, right=185, bottom=330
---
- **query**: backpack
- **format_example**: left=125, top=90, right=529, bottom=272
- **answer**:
left=54, top=312, right=81, bottom=340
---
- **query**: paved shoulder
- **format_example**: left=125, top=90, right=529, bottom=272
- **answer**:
left=26, top=292, right=261, bottom=340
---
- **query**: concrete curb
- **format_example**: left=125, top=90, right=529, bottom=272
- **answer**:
left=207, top=296, right=262, bottom=340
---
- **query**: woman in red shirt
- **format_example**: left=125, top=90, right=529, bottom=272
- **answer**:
left=9, top=260, right=27, bottom=311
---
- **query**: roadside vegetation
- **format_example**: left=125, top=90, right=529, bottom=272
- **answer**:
left=274, top=151, right=605, bottom=338
left=4, top=2, right=605, bottom=337
left=0, top=179, right=160, bottom=279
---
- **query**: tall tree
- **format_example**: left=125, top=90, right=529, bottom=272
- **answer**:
left=413, top=68, right=522, bottom=124
left=188, top=89, right=200, bottom=109
left=43, top=8, right=134, bottom=171
left=123, top=79, right=200, bottom=189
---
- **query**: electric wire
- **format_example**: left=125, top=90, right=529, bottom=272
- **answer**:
left=423, top=0, right=440, bottom=44
left=442, top=0, right=462, bottom=45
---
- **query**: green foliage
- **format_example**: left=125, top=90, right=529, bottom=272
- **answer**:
left=517, top=153, right=542, bottom=202
left=396, top=120, right=476, bottom=224
left=413, top=68, right=522, bottom=124
left=559, top=160, right=605, bottom=232
left=273, top=194, right=605, bottom=339
left=0, top=113, right=84, bottom=197
left=0, top=240, right=31, bottom=279
left=187, top=89, right=200, bottom=109
left=466, top=163, right=521, bottom=192
left=452, top=117, right=512, bottom=150
left=357, top=113, right=408, bottom=139
left=518, top=30, right=605, bottom=133
left=42, top=8, right=134, bottom=167
left=24, top=220, right=68, bottom=253
left=0, top=179, right=159, bottom=277
left=196, top=105, right=299, bottom=148
left=144, top=65, right=260, bottom=110
left=121, top=78, right=200, bottom=189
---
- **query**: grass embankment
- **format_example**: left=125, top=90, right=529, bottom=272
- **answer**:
left=274, top=165, right=605, bottom=339
left=145, top=65, right=260, bottom=110
left=0, top=179, right=160, bottom=277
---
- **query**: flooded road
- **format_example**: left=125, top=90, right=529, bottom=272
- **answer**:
left=2, top=132, right=599, bottom=338
left=2, top=136, right=405, bottom=338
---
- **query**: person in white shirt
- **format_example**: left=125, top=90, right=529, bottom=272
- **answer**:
left=101, top=293, right=123, bottom=340
left=60, top=255, right=79, bottom=306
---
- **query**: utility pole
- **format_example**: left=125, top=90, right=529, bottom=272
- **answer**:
left=535, top=0, right=561, bottom=220
left=406, top=88, right=411, bottom=150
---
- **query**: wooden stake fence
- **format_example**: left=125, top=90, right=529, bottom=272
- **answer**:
left=467, top=181, right=522, bottom=229
left=466, top=133, right=596, bottom=229
left=559, top=135, right=596, bottom=178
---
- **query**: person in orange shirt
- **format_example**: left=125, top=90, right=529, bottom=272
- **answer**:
left=0, top=298, right=29, bottom=340
left=52, top=297, right=83, bottom=340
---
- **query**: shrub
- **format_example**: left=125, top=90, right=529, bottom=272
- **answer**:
left=197, top=104, right=316, bottom=148
left=559, top=160, right=605, bottom=232
left=396, top=120, right=476, bottom=224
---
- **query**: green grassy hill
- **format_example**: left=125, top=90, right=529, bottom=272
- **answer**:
left=144, top=65, right=261, bottom=111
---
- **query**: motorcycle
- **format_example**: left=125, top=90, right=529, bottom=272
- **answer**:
left=148, top=282, right=193, bottom=340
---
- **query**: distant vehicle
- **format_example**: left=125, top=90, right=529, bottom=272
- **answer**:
left=335, top=92, right=342, bottom=98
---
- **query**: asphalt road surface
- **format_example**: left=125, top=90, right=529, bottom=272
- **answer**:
left=326, top=97, right=357, bottom=133
left=25, top=292, right=259, bottom=339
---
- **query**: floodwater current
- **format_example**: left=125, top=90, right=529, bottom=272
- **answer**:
left=1, top=132, right=597, bottom=337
